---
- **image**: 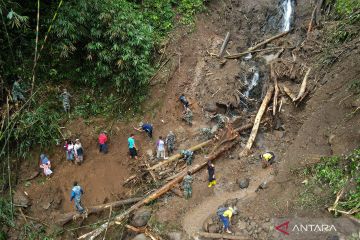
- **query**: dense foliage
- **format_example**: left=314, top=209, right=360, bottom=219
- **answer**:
left=302, top=148, right=360, bottom=218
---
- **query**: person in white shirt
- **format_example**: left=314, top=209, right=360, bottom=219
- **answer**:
left=156, top=136, right=165, bottom=160
left=74, top=139, right=84, bottom=165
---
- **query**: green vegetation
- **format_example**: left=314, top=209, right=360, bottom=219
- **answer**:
left=300, top=148, right=360, bottom=218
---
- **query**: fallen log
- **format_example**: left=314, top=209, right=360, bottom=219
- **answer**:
left=78, top=140, right=239, bottom=240
left=247, top=31, right=289, bottom=52
left=147, top=139, right=213, bottom=170
left=271, top=63, right=279, bottom=116
left=294, top=68, right=311, bottom=102
left=56, top=197, right=142, bottom=226
left=219, top=31, right=230, bottom=57
left=196, top=231, right=247, bottom=239
left=307, top=5, right=317, bottom=34
left=225, top=47, right=286, bottom=59
left=240, top=85, right=274, bottom=157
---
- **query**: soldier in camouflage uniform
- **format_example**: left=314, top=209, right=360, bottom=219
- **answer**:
left=213, top=114, right=227, bottom=129
left=182, top=171, right=193, bottom=199
left=165, top=131, right=176, bottom=155
left=182, top=107, right=193, bottom=126
left=180, top=149, right=194, bottom=165
left=60, top=89, right=71, bottom=113
left=12, top=79, right=25, bottom=103
left=199, top=127, right=214, bottom=140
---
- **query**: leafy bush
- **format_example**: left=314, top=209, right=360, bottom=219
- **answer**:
left=334, top=0, right=360, bottom=15
left=51, top=0, right=155, bottom=99
left=303, top=148, right=360, bottom=217
left=0, top=197, right=14, bottom=228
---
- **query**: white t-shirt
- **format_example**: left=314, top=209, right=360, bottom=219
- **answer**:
left=67, top=143, right=74, bottom=152
left=157, top=140, right=165, bottom=151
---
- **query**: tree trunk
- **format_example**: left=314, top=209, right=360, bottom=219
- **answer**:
left=196, top=231, right=248, bottom=239
left=218, top=31, right=230, bottom=57
left=240, top=85, right=274, bottom=157
left=57, top=197, right=142, bottom=226
left=78, top=140, right=239, bottom=240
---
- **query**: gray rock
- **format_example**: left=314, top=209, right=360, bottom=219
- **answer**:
left=130, top=208, right=152, bottom=227
left=132, top=234, right=149, bottom=240
left=166, top=232, right=182, bottom=240
left=239, top=178, right=250, bottom=189
left=146, top=149, right=154, bottom=160
left=204, top=103, right=218, bottom=112
left=13, top=190, right=30, bottom=207
left=208, top=224, right=221, bottom=233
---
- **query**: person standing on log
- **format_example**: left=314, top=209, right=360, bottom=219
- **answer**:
left=98, top=131, right=108, bottom=153
left=128, top=134, right=138, bottom=160
left=70, top=181, right=85, bottom=214
left=180, top=149, right=194, bottom=165
left=207, top=160, right=216, bottom=187
left=182, top=171, right=193, bottom=199
left=134, top=122, right=153, bottom=138
left=165, top=131, right=176, bottom=155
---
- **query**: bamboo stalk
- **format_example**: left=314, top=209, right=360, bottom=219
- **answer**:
left=30, top=0, right=41, bottom=97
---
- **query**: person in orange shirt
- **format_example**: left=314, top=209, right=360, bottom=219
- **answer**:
left=98, top=131, right=108, bottom=154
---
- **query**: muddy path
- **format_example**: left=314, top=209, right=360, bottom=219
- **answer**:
left=182, top=170, right=273, bottom=237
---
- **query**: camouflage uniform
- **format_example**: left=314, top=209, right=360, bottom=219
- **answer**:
left=12, top=80, right=25, bottom=102
left=199, top=127, right=214, bottom=140
left=182, top=108, right=193, bottom=126
left=181, top=150, right=194, bottom=165
left=60, top=90, right=71, bottom=113
left=165, top=131, right=176, bottom=155
left=182, top=174, right=193, bottom=199
left=214, top=114, right=226, bottom=129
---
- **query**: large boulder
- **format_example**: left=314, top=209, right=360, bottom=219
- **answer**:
left=131, top=234, right=150, bottom=240
left=130, top=207, right=152, bottom=227
left=239, top=178, right=250, bottom=189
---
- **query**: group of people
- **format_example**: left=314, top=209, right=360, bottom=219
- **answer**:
left=64, top=139, right=84, bottom=164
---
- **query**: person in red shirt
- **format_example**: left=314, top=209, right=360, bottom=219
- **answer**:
left=98, top=131, right=108, bottom=153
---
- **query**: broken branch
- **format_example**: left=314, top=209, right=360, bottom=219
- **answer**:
left=294, top=68, right=311, bottom=102
left=219, top=32, right=230, bottom=57
left=240, top=85, right=274, bottom=156
left=56, top=197, right=142, bottom=226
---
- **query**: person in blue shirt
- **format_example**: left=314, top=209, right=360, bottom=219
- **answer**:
left=134, top=122, right=153, bottom=138
left=70, top=181, right=85, bottom=214
left=128, top=134, right=138, bottom=159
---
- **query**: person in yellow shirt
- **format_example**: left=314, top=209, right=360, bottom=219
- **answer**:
left=217, top=207, right=236, bottom=234
left=260, top=151, right=275, bottom=168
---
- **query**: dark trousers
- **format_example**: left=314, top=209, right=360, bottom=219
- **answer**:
left=99, top=143, right=108, bottom=153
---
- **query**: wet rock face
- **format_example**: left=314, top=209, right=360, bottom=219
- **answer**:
left=130, top=207, right=152, bottom=227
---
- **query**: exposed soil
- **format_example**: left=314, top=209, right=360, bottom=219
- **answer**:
left=11, top=0, right=360, bottom=239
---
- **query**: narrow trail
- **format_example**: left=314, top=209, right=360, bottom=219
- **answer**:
left=182, top=170, right=273, bottom=237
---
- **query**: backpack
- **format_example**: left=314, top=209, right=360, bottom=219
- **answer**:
left=216, top=207, right=227, bottom=217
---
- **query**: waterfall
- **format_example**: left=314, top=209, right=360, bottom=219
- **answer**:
left=244, top=68, right=260, bottom=98
left=281, top=0, right=293, bottom=32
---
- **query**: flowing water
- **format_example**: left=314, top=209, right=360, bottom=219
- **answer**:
left=244, top=68, right=260, bottom=98
left=281, top=0, right=294, bottom=32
